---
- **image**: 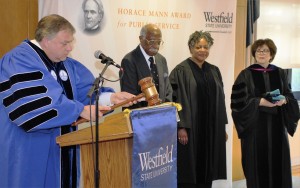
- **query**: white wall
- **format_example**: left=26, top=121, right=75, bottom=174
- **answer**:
left=257, top=0, right=300, bottom=69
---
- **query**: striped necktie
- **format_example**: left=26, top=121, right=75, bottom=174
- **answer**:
left=149, top=56, right=159, bottom=93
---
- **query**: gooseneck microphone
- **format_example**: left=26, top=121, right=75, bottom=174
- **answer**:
left=94, top=50, right=121, bottom=69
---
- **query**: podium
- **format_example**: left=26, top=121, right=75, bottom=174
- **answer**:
left=56, top=112, right=133, bottom=188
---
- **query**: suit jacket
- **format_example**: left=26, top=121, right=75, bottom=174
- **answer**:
left=120, top=45, right=172, bottom=109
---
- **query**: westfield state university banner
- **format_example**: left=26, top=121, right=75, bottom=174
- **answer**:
left=130, top=106, right=177, bottom=188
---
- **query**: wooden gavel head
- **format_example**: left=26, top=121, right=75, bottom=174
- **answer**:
left=138, top=77, right=161, bottom=106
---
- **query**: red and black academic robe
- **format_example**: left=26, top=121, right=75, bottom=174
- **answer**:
left=231, top=63, right=300, bottom=188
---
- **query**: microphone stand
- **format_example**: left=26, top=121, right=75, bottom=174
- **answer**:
left=87, top=60, right=111, bottom=188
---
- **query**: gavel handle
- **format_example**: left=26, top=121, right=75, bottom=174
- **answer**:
left=72, top=93, right=145, bottom=126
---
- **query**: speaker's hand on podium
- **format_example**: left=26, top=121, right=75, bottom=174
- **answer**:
left=72, top=105, right=111, bottom=126
left=72, top=92, right=139, bottom=126
left=82, top=105, right=111, bottom=121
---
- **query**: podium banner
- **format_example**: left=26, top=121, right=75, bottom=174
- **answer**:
left=130, top=106, right=177, bottom=188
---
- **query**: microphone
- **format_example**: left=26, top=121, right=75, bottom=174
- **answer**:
left=94, top=50, right=121, bottom=69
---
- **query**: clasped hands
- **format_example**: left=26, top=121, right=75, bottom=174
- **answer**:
left=260, top=89, right=287, bottom=107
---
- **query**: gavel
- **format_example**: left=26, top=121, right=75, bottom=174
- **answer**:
left=72, top=77, right=161, bottom=126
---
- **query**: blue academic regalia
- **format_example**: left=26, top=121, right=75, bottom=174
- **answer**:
left=0, top=40, right=113, bottom=187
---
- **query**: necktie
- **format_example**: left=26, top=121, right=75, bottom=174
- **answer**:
left=149, top=57, right=159, bottom=93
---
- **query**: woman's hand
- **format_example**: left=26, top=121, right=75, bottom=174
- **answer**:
left=178, top=128, right=188, bottom=145
left=260, top=97, right=287, bottom=107
left=259, top=98, right=277, bottom=107
left=275, top=98, right=287, bottom=106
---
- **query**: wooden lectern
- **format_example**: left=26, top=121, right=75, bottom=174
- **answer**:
left=56, top=112, right=133, bottom=188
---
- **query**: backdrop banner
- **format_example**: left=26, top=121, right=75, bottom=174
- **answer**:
left=130, top=106, right=177, bottom=188
left=39, top=1, right=236, bottom=187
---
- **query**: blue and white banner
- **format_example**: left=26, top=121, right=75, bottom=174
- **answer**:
left=130, top=106, right=177, bottom=188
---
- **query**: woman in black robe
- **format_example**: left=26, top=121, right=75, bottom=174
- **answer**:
left=231, top=38, right=300, bottom=188
left=169, top=31, right=227, bottom=188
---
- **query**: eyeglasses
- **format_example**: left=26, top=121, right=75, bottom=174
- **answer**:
left=144, top=38, right=164, bottom=46
left=256, top=49, right=270, bottom=54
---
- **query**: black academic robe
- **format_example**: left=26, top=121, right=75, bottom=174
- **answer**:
left=169, top=59, right=227, bottom=186
left=231, top=64, right=300, bottom=188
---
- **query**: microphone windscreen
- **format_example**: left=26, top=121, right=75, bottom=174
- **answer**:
left=94, top=50, right=102, bottom=59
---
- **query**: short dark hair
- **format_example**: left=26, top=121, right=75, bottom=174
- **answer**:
left=188, top=30, right=214, bottom=50
left=251, top=38, right=277, bottom=62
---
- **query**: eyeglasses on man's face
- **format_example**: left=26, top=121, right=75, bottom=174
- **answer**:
left=256, top=49, right=270, bottom=54
left=144, top=38, right=164, bottom=46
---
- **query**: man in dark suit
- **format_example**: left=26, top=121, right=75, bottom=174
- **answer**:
left=120, top=24, right=172, bottom=109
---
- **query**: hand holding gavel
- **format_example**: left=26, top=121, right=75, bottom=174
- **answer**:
left=72, top=77, right=161, bottom=126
